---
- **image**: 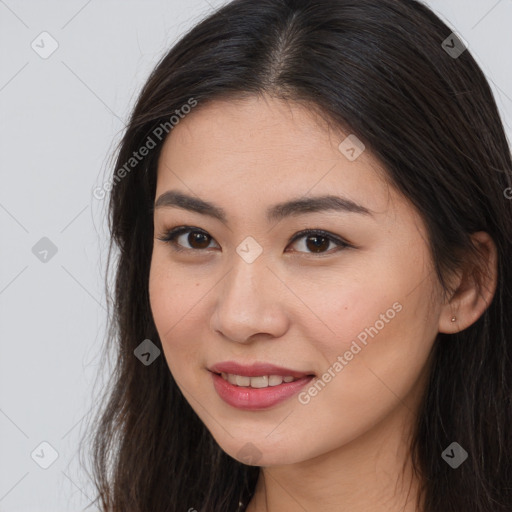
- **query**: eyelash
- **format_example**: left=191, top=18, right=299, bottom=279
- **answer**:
left=156, top=226, right=352, bottom=256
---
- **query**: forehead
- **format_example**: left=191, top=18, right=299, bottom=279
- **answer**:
left=160, top=95, right=372, bottom=168
left=155, top=95, right=401, bottom=220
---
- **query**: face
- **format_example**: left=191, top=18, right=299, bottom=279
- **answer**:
left=149, top=94, right=443, bottom=466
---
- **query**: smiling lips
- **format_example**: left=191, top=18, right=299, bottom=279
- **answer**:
left=209, top=361, right=315, bottom=410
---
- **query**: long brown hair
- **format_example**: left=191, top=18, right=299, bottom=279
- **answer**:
left=82, top=0, right=512, bottom=510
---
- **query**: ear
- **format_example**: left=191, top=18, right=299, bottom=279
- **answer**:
left=438, top=231, right=498, bottom=334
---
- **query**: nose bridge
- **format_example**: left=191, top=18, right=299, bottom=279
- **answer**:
left=222, top=252, right=272, bottom=317
left=211, top=249, right=288, bottom=342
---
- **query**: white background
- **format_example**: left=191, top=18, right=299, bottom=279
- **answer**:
left=1, top=0, right=511, bottom=510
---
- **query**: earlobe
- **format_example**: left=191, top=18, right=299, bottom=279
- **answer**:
left=438, top=231, right=498, bottom=334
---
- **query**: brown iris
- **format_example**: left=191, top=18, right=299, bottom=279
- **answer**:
left=187, top=231, right=211, bottom=249
left=304, top=234, right=330, bottom=253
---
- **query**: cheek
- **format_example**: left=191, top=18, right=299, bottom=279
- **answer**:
left=300, top=288, right=436, bottom=434
left=149, top=249, right=208, bottom=326
left=295, top=262, right=437, bottom=415
left=284, top=262, right=406, bottom=359
left=148, top=255, right=206, bottom=373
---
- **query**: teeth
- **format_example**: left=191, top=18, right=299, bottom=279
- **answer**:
left=220, top=373, right=300, bottom=388
left=268, top=375, right=284, bottom=386
left=250, top=375, right=269, bottom=388
left=236, top=375, right=251, bottom=387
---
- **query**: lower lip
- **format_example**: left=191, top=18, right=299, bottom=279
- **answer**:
left=210, top=372, right=315, bottom=410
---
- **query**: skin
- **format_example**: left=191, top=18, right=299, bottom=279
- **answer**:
left=148, top=94, right=497, bottom=512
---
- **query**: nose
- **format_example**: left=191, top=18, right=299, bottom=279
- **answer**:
left=210, top=256, right=290, bottom=344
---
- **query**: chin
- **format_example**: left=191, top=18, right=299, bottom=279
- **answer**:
left=210, top=433, right=309, bottom=467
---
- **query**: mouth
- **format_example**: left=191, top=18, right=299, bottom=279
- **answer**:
left=208, top=361, right=316, bottom=410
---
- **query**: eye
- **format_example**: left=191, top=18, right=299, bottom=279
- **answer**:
left=287, top=229, right=351, bottom=255
left=156, top=226, right=219, bottom=252
left=156, top=226, right=352, bottom=255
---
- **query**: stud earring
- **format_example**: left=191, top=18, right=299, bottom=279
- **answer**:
left=451, top=316, right=457, bottom=322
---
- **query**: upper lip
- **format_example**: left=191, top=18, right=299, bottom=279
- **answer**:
left=209, top=361, right=315, bottom=378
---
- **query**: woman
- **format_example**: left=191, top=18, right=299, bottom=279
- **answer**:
left=84, top=0, right=512, bottom=510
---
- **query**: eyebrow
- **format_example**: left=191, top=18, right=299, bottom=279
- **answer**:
left=153, top=190, right=374, bottom=223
